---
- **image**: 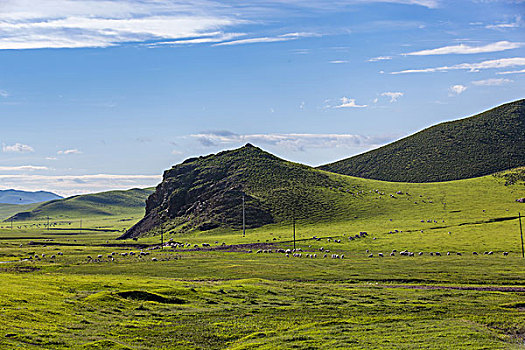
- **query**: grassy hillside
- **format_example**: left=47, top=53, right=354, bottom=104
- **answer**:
left=122, top=143, right=525, bottom=239
left=0, top=203, right=38, bottom=221
left=7, top=188, right=154, bottom=222
left=319, top=99, right=525, bottom=182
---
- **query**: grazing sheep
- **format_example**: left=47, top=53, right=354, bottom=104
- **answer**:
left=418, top=252, right=423, bottom=256
left=340, top=254, right=344, bottom=259
left=430, top=252, right=434, bottom=256
left=97, top=254, right=103, bottom=259
left=87, top=255, right=92, bottom=260
left=57, top=252, right=63, bottom=256
left=435, top=252, right=441, bottom=256
left=121, top=252, right=127, bottom=256
left=473, top=252, right=478, bottom=255
left=488, top=251, right=493, bottom=255
left=456, top=252, right=462, bottom=256
left=285, top=254, right=289, bottom=257
left=447, top=252, right=450, bottom=256
left=50, top=255, right=56, bottom=259
left=390, top=252, right=395, bottom=257
left=378, top=253, right=384, bottom=257
left=202, top=243, right=210, bottom=247
left=42, top=253, right=46, bottom=258
left=366, top=249, right=369, bottom=253
left=151, top=257, right=158, bottom=261
left=503, top=252, right=509, bottom=256
left=323, top=254, right=328, bottom=258
left=368, top=254, right=373, bottom=258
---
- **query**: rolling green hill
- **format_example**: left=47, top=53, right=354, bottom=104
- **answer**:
left=319, top=99, right=525, bottom=182
left=121, top=143, right=525, bottom=239
left=6, top=188, right=154, bottom=222
left=0, top=203, right=39, bottom=221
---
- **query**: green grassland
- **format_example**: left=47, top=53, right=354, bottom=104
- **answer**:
left=0, top=170, right=524, bottom=349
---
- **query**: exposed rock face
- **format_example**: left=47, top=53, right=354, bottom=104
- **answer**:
left=119, top=144, right=275, bottom=239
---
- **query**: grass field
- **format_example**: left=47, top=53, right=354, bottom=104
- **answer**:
left=0, top=171, right=524, bottom=349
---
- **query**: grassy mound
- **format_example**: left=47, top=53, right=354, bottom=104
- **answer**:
left=319, top=99, right=525, bottom=182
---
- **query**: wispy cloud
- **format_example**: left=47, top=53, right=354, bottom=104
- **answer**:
left=497, top=68, right=525, bottom=75
left=404, top=41, right=523, bottom=56
left=57, top=149, right=81, bottom=155
left=0, top=173, right=162, bottom=196
left=0, top=165, right=48, bottom=171
left=0, top=0, right=243, bottom=50
left=334, top=97, right=368, bottom=108
left=471, top=78, right=513, bottom=86
left=486, top=16, right=522, bottom=30
left=381, top=91, right=404, bottom=102
left=368, top=56, right=392, bottom=62
left=191, top=131, right=394, bottom=151
left=392, top=57, right=525, bottom=74
left=449, top=84, right=467, bottom=96
left=213, top=32, right=320, bottom=46
left=0, top=90, right=9, bottom=97
left=2, top=143, right=34, bottom=153
left=329, top=60, right=349, bottom=64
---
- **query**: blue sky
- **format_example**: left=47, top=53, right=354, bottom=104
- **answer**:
left=0, top=0, right=524, bottom=196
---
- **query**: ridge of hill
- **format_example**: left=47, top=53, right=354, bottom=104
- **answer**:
left=318, top=99, right=525, bottom=182
left=120, top=143, right=525, bottom=239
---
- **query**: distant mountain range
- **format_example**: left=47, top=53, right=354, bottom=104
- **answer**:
left=0, top=189, right=63, bottom=205
left=319, top=99, right=525, bottom=182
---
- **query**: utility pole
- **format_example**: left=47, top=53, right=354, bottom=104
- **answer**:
left=160, top=224, right=164, bottom=250
left=242, top=195, right=246, bottom=238
left=518, top=213, right=525, bottom=258
left=47, top=216, right=50, bottom=231
left=293, top=216, right=296, bottom=251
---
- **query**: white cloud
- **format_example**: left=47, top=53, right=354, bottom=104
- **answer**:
left=334, top=97, right=368, bottom=108
left=0, top=165, right=48, bottom=171
left=404, top=41, right=523, bottom=56
left=171, top=150, right=183, bottom=155
left=0, top=0, right=440, bottom=50
left=497, top=68, right=525, bottom=75
left=191, top=131, right=394, bottom=152
left=486, top=16, right=522, bottom=30
left=368, top=56, right=392, bottom=62
left=45, top=157, right=58, bottom=160
left=213, top=32, right=320, bottom=46
left=0, top=173, right=162, bottom=197
left=449, top=84, right=467, bottom=96
left=471, top=78, right=513, bottom=86
left=0, top=90, right=8, bottom=97
left=330, top=60, right=349, bottom=64
left=392, top=57, right=525, bottom=74
left=57, top=149, right=81, bottom=155
left=2, top=143, right=34, bottom=153
left=0, top=0, right=243, bottom=50
left=381, top=92, right=404, bottom=102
